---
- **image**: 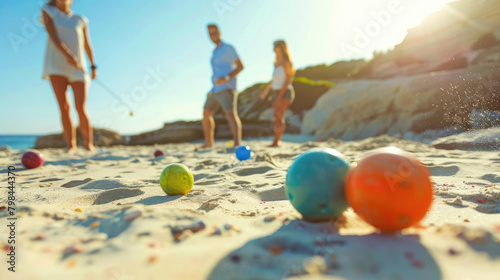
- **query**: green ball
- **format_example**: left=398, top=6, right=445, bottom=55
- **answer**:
left=159, top=163, right=194, bottom=195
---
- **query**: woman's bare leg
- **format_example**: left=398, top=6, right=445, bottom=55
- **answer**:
left=50, top=76, right=77, bottom=152
left=271, top=100, right=291, bottom=147
left=71, top=81, right=94, bottom=151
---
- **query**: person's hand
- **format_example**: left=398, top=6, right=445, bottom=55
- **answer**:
left=65, top=53, right=84, bottom=71
left=215, top=77, right=228, bottom=86
left=91, top=68, right=97, bottom=80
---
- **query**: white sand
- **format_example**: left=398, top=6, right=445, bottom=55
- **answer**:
left=1, top=136, right=499, bottom=280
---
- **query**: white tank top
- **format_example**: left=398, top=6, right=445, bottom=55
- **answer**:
left=271, top=65, right=292, bottom=90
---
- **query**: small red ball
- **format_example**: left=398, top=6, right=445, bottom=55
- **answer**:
left=21, top=151, right=45, bottom=169
left=154, top=150, right=164, bottom=157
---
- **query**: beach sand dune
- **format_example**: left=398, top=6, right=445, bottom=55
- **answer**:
left=0, top=136, right=499, bottom=279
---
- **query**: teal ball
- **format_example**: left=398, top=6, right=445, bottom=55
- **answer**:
left=285, top=148, right=350, bottom=221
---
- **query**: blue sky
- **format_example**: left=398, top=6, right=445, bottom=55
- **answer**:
left=0, top=0, right=455, bottom=135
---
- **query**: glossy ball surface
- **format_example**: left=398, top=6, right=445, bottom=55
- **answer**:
left=235, top=146, right=251, bottom=161
left=160, top=163, right=194, bottom=195
left=285, top=148, right=350, bottom=221
left=21, top=151, right=45, bottom=169
left=345, top=147, right=433, bottom=232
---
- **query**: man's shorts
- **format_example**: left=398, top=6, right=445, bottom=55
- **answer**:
left=203, top=89, right=238, bottom=112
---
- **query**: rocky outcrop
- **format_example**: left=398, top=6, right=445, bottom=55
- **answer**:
left=128, top=121, right=204, bottom=145
left=35, top=129, right=125, bottom=149
left=368, top=0, right=500, bottom=79
left=237, top=78, right=333, bottom=128
left=302, top=63, right=500, bottom=140
left=127, top=118, right=301, bottom=145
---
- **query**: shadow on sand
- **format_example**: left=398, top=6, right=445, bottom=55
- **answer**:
left=208, top=220, right=442, bottom=280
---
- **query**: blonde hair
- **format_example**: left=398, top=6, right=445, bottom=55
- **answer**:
left=46, top=0, right=56, bottom=6
left=274, top=40, right=292, bottom=64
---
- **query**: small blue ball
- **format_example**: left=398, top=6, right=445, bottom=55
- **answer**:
left=285, top=148, right=350, bottom=221
left=235, top=146, right=251, bottom=161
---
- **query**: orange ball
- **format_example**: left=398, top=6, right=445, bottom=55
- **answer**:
left=346, top=147, right=433, bottom=233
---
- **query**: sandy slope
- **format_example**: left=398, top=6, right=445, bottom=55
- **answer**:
left=0, top=136, right=499, bottom=280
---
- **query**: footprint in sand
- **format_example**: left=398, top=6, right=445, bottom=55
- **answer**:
left=218, top=164, right=232, bottom=172
left=39, top=178, right=63, bottom=182
left=194, top=179, right=220, bottom=186
left=81, top=179, right=144, bottom=190
left=194, top=173, right=211, bottom=181
left=69, top=188, right=145, bottom=205
left=234, top=165, right=274, bottom=176
left=257, top=186, right=288, bottom=202
left=200, top=160, right=219, bottom=166
left=198, top=198, right=221, bottom=212
left=265, top=172, right=284, bottom=179
left=481, top=174, right=500, bottom=183
left=186, top=190, right=205, bottom=197
left=428, top=165, right=460, bottom=176
left=61, top=178, right=94, bottom=188
left=234, top=180, right=251, bottom=185
left=93, top=188, right=144, bottom=205
left=207, top=174, right=226, bottom=179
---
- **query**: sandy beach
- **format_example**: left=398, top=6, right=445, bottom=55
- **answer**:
left=1, top=136, right=499, bottom=280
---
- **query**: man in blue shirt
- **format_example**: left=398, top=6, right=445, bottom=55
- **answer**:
left=202, top=24, right=244, bottom=148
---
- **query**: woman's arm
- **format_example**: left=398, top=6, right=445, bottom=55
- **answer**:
left=42, top=10, right=82, bottom=70
left=83, top=22, right=97, bottom=79
left=259, top=81, right=272, bottom=99
left=277, top=61, right=295, bottom=99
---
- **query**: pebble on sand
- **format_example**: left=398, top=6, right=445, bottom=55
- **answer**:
left=65, top=244, right=84, bottom=254
left=269, top=245, right=285, bottom=255
left=66, top=260, right=78, bottom=268
left=264, top=215, right=276, bottom=222
left=124, top=210, right=142, bottom=222
left=149, top=255, right=158, bottom=263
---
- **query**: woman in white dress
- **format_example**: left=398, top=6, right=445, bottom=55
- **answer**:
left=259, top=40, right=296, bottom=147
left=41, top=0, right=97, bottom=152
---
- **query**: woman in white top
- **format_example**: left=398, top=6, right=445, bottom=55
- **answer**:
left=41, top=0, right=97, bottom=152
left=259, top=40, right=296, bottom=147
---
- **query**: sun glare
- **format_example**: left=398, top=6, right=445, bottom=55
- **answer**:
left=339, top=0, right=458, bottom=58
left=401, top=0, right=457, bottom=28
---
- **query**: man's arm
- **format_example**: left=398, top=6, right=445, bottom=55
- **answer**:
left=227, top=58, right=244, bottom=80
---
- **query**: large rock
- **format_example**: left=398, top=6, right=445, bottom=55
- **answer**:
left=224, top=78, right=334, bottom=134
left=128, top=121, right=203, bottom=145
left=35, top=128, right=125, bottom=149
left=214, top=120, right=300, bottom=139
left=302, top=63, right=500, bottom=140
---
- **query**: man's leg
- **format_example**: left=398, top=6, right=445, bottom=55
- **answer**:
left=225, top=110, right=242, bottom=147
left=202, top=109, right=216, bottom=148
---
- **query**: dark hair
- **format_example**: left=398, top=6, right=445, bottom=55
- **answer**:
left=207, top=23, right=219, bottom=30
left=274, top=40, right=292, bottom=64
left=46, top=0, right=56, bottom=6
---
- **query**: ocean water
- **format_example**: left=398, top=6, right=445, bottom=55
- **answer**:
left=0, top=135, right=40, bottom=150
